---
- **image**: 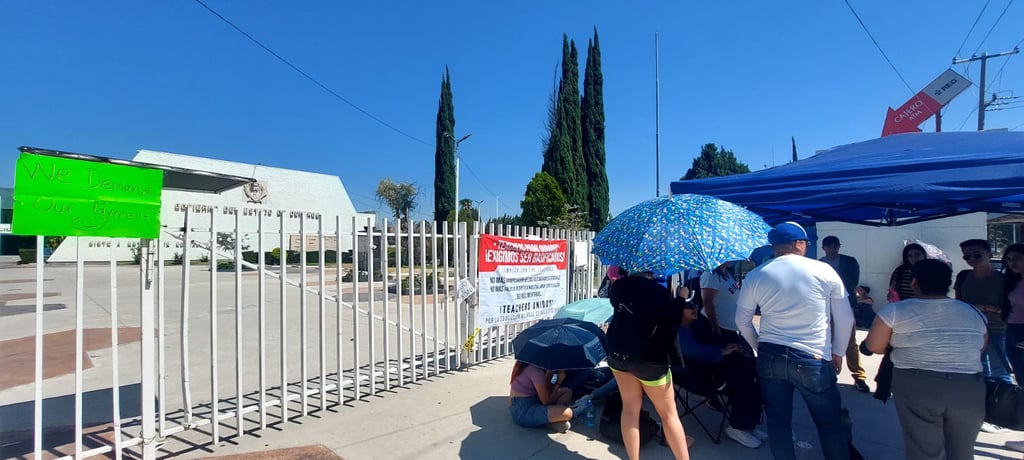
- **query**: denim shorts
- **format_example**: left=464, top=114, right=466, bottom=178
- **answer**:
left=509, top=395, right=550, bottom=427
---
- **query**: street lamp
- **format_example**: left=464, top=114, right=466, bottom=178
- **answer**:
left=474, top=199, right=485, bottom=222
left=445, top=132, right=471, bottom=282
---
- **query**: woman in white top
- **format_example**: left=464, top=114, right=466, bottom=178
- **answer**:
left=864, top=259, right=988, bottom=460
left=699, top=261, right=743, bottom=336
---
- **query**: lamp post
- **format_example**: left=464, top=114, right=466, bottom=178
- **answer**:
left=474, top=199, right=485, bottom=222
left=445, top=132, right=471, bottom=272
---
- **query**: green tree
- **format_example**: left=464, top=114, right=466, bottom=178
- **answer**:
left=542, top=35, right=587, bottom=215
left=447, top=198, right=479, bottom=226
left=542, top=204, right=589, bottom=231
left=681, top=143, right=751, bottom=180
left=376, top=178, right=419, bottom=225
left=521, top=172, right=567, bottom=227
left=433, top=67, right=456, bottom=226
left=582, top=28, right=608, bottom=231
left=488, top=214, right=521, bottom=227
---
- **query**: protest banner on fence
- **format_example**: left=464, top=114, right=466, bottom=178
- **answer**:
left=477, top=234, right=568, bottom=328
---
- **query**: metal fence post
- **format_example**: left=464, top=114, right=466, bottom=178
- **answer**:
left=139, top=238, right=158, bottom=459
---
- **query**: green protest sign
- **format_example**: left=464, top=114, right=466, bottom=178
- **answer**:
left=12, top=153, right=163, bottom=238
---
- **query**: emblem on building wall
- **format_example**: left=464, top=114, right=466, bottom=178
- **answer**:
left=243, top=181, right=268, bottom=204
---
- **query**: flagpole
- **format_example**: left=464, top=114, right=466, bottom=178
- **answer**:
left=655, top=32, right=661, bottom=197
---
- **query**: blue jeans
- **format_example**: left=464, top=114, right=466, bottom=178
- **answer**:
left=982, top=331, right=1014, bottom=385
left=1007, top=324, right=1024, bottom=385
left=757, top=342, right=849, bottom=460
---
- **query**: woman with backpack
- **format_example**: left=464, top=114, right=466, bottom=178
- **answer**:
left=606, top=270, right=691, bottom=459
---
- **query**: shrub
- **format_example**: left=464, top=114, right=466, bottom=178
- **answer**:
left=18, top=249, right=36, bottom=264
left=242, top=251, right=259, bottom=264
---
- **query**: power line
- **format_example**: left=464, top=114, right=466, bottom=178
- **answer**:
left=971, top=0, right=1016, bottom=56
left=990, top=35, right=1024, bottom=91
left=955, top=0, right=991, bottom=59
left=193, top=0, right=432, bottom=147
left=194, top=1, right=533, bottom=215
left=842, top=0, right=914, bottom=94
left=954, top=0, right=991, bottom=78
left=956, top=105, right=979, bottom=130
left=459, top=158, right=518, bottom=213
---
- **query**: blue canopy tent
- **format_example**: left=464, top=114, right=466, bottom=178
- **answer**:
left=669, top=131, right=1024, bottom=226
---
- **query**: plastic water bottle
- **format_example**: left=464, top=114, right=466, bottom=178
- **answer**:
left=584, top=400, right=596, bottom=427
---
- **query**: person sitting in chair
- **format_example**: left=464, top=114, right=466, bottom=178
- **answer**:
left=677, top=300, right=765, bottom=448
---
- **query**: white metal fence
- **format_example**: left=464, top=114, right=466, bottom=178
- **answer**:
left=0, top=207, right=597, bottom=459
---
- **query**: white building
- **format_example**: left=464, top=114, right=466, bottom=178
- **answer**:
left=50, top=150, right=372, bottom=262
left=816, top=213, right=987, bottom=310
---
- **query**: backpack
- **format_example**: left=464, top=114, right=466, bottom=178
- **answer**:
left=985, top=379, right=1024, bottom=430
left=598, top=390, right=661, bottom=446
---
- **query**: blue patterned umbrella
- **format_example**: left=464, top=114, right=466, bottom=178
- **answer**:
left=592, top=194, right=771, bottom=276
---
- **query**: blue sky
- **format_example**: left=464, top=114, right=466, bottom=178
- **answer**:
left=2, top=1, right=1022, bottom=222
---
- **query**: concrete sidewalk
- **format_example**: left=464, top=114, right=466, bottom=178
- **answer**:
left=172, top=351, right=1023, bottom=460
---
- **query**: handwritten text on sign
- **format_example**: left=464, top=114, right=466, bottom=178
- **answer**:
left=477, top=234, right=568, bottom=327
left=12, top=153, right=163, bottom=238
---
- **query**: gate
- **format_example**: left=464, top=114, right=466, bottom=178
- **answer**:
left=0, top=207, right=598, bottom=459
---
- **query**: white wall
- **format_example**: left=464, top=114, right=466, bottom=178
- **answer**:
left=816, top=212, right=986, bottom=310
left=50, top=150, right=370, bottom=262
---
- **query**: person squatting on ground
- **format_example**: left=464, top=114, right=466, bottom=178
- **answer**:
left=864, top=259, right=989, bottom=460
left=819, top=235, right=871, bottom=393
left=676, top=299, right=765, bottom=449
left=736, top=222, right=854, bottom=460
left=607, top=271, right=691, bottom=460
left=508, top=361, right=591, bottom=432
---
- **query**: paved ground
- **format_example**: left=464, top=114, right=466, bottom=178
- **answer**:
left=164, top=351, right=1023, bottom=460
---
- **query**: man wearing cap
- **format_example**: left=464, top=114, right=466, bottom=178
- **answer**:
left=736, top=222, right=854, bottom=460
left=819, top=235, right=870, bottom=393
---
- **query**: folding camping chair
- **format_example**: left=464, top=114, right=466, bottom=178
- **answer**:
left=673, top=367, right=730, bottom=443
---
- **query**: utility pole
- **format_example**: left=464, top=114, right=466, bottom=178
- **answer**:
left=953, top=48, right=1020, bottom=130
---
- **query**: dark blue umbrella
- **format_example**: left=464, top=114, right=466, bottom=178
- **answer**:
left=592, top=193, right=771, bottom=276
left=512, top=318, right=607, bottom=371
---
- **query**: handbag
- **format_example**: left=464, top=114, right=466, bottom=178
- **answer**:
left=984, top=379, right=1024, bottom=430
left=599, top=391, right=661, bottom=446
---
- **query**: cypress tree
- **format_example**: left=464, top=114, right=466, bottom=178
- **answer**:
left=541, top=35, right=587, bottom=219
left=582, top=28, right=608, bottom=231
left=564, top=39, right=587, bottom=216
left=433, top=67, right=455, bottom=226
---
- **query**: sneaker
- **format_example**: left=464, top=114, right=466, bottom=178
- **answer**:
left=981, top=422, right=1009, bottom=433
left=549, top=421, right=571, bottom=433
left=724, top=426, right=762, bottom=448
left=1006, top=440, right=1024, bottom=453
left=854, top=379, right=871, bottom=393
left=570, top=394, right=592, bottom=417
left=752, top=428, right=769, bottom=441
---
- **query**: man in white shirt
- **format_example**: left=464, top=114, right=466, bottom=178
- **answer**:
left=736, top=222, right=854, bottom=460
